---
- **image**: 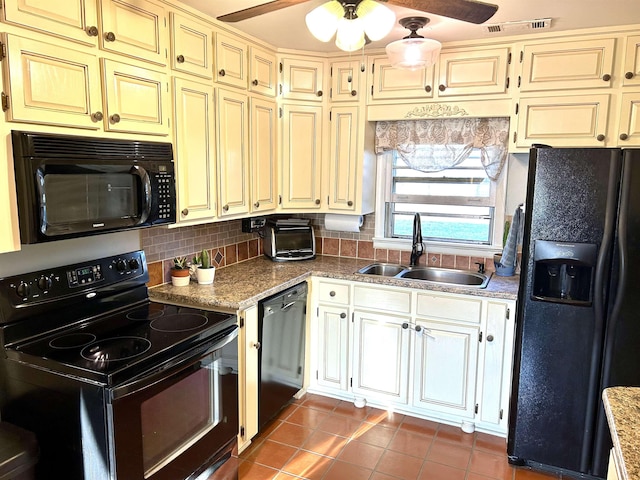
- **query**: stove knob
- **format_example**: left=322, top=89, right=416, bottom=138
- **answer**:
left=16, top=281, right=30, bottom=298
left=37, top=275, right=52, bottom=291
left=128, top=258, right=140, bottom=270
left=116, top=259, right=127, bottom=272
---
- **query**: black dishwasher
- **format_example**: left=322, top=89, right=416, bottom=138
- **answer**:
left=258, top=282, right=307, bottom=430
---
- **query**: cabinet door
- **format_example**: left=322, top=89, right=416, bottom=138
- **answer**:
left=249, top=98, right=277, bottom=213
left=101, top=59, right=170, bottom=136
left=519, top=38, right=615, bottom=92
left=352, top=310, right=410, bottom=404
left=170, top=13, right=212, bottom=79
left=281, top=57, right=325, bottom=102
left=2, top=0, right=99, bottom=46
left=215, top=32, right=247, bottom=89
left=100, top=0, right=168, bottom=66
left=280, top=104, right=323, bottom=210
left=370, top=56, right=435, bottom=101
left=216, top=88, right=250, bottom=217
left=316, top=305, right=350, bottom=391
left=249, top=46, right=277, bottom=97
left=239, top=305, right=259, bottom=450
left=413, top=319, right=479, bottom=418
left=436, top=47, right=510, bottom=97
left=622, top=35, right=640, bottom=87
left=515, top=94, right=610, bottom=148
left=328, top=106, right=359, bottom=212
left=331, top=60, right=362, bottom=102
left=478, top=301, right=513, bottom=429
left=173, top=78, right=217, bottom=223
left=617, top=92, right=640, bottom=146
left=3, top=35, right=103, bottom=129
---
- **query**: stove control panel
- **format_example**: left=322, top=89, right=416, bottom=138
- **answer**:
left=67, top=264, right=104, bottom=288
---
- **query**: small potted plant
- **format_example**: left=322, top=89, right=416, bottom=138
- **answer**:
left=193, top=249, right=215, bottom=285
left=170, top=256, right=191, bottom=286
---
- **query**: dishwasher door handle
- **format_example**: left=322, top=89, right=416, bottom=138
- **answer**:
left=282, top=301, right=297, bottom=310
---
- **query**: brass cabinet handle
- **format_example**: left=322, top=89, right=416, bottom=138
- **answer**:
left=110, top=113, right=121, bottom=124
left=597, top=134, right=605, bottom=141
left=91, top=111, right=103, bottom=122
left=177, top=55, right=185, bottom=63
left=181, top=208, right=189, bottom=216
left=254, top=201, right=260, bottom=208
left=351, top=90, right=357, bottom=96
left=625, top=71, right=635, bottom=79
left=222, top=204, right=229, bottom=212
left=620, top=133, right=629, bottom=141
left=602, top=74, right=611, bottom=82
left=219, top=69, right=226, bottom=76
left=439, top=84, right=446, bottom=92
left=86, top=26, right=99, bottom=37
left=425, top=85, right=432, bottom=93
left=347, top=200, right=353, bottom=207
left=315, top=199, right=321, bottom=205
left=316, top=90, right=323, bottom=97
left=104, top=31, right=116, bottom=42
left=252, top=79, right=259, bottom=86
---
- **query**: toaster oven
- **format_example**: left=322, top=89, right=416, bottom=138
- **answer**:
left=264, top=221, right=315, bottom=261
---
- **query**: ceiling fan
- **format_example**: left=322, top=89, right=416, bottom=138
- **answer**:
left=217, top=0, right=499, bottom=25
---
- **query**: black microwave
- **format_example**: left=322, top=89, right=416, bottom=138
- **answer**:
left=11, top=130, right=176, bottom=244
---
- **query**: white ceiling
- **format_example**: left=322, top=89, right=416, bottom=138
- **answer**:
left=179, top=0, right=640, bottom=52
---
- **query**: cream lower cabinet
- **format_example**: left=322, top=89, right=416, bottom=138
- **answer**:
left=316, top=304, right=350, bottom=393
left=173, top=77, right=216, bottom=223
left=238, top=305, right=259, bottom=453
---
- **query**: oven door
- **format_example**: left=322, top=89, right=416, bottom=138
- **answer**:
left=109, top=325, right=238, bottom=480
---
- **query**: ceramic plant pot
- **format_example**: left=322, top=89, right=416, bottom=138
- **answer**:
left=171, top=268, right=191, bottom=286
left=196, top=267, right=216, bottom=285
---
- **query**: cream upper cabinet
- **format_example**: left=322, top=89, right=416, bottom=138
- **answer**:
left=99, top=0, right=168, bottom=66
left=101, top=59, right=170, bottom=136
left=519, top=38, right=615, bottom=92
left=370, top=55, right=435, bottom=101
left=214, top=32, right=247, bottom=89
left=330, top=60, right=364, bottom=102
left=514, top=94, right=611, bottom=148
left=173, top=77, right=216, bottom=223
left=622, top=35, right=640, bottom=87
left=169, top=13, right=212, bottom=79
left=1, top=0, right=100, bottom=46
left=616, top=92, right=640, bottom=146
left=2, top=34, right=103, bottom=130
left=436, top=46, right=511, bottom=97
left=280, top=57, right=325, bottom=102
left=327, top=105, right=359, bottom=212
left=249, top=45, right=277, bottom=97
left=249, top=97, right=277, bottom=213
left=280, top=104, right=323, bottom=210
left=216, top=88, right=250, bottom=217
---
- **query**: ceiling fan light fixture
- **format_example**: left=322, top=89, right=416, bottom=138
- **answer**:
left=385, top=17, right=442, bottom=70
left=335, top=16, right=366, bottom=52
left=356, top=0, right=395, bottom=41
left=305, top=1, right=343, bottom=42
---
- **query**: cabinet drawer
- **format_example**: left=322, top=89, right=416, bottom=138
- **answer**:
left=353, top=285, right=411, bottom=314
left=318, top=281, right=350, bottom=305
left=416, top=293, right=481, bottom=323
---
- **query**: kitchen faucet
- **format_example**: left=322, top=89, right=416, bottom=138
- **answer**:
left=409, top=212, right=424, bottom=267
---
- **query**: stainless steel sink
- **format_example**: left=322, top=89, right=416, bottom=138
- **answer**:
left=396, top=266, right=490, bottom=288
left=356, top=263, right=407, bottom=277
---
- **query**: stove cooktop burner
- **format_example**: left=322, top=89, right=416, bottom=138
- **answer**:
left=150, top=314, right=208, bottom=332
left=49, top=333, right=97, bottom=350
left=81, top=336, right=152, bottom=363
left=126, top=303, right=166, bottom=321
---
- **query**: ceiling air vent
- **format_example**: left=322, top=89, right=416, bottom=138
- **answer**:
left=483, top=18, right=552, bottom=34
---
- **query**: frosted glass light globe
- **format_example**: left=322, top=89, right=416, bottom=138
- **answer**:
left=305, top=1, right=344, bottom=42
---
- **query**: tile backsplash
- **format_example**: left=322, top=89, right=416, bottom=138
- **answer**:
left=142, top=214, right=501, bottom=287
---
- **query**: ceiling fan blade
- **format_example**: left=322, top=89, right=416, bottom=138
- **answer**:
left=217, top=0, right=310, bottom=22
left=382, top=0, right=498, bottom=24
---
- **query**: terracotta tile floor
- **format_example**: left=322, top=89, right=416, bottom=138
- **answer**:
left=238, top=394, right=566, bottom=480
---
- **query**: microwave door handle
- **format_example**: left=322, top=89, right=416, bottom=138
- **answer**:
left=130, top=165, right=152, bottom=224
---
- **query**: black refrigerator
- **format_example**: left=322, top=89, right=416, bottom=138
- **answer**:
left=507, top=147, right=640, bottom=479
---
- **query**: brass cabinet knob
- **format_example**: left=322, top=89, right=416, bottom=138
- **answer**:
left=177, top=55, right=185, bottom=63
left=316, top=90, right=323, bottom=97
left=110, top=113, right=121, bottom=124
left=91, top=111, right=103, bottom=122
left=222, top=204, right=229, bottom=212
left=329, top=291, right=336, bottom=297
left=439, top=84, right=446, bottom=92
left=252, top=341, right=261, bottom=350
left=402, top=322, right=409, bottom=329
left=315, top=199, right=321, bottom=205
left=487, top=334, right=495, bottom=342
left=602, top=74, right=611, bottom=82
left=104, top=31, right=116, bottom=42
left=86, top=26, right=99, bottom=37
left=625, top=71, right=635, bottom=79
left=597, top=134, right=605, bottom=141
left=254, top=201, right=260, bottom=208
left=351, top=90, right=357, bottom=96
left=347, top=200, right=353, bottom=207
left=415, top=325, right=422, bottom=332
left=340, top=312, right=346, bottom=319
left=252, top=79, right=259, bottom=86
left=620, top=133, right=629, bottom=141
left=425, top=85, right=432, bottom=93
left=219, top=69, right=226, bottom=76
left=181, top=208, right=189, bottom=216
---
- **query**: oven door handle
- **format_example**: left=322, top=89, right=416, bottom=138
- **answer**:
left=111, top=325, right=238, bottom=400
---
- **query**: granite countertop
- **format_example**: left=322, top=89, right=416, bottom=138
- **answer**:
left=149, top=255, right=519, bottom=312
left=603, top=387, right=640, bottom=480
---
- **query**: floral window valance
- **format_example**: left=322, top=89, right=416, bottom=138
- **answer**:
left=375, top=117, right=510, bottom=180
